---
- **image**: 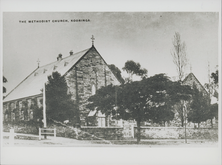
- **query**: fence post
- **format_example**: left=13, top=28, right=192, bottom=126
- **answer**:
left=54, top=128, right=56, bottom=138
left=131, top=124, right=134, bottom=138
left=39, top=128, right=41, bottom=140
left=9, top=128, right=14, bottom=146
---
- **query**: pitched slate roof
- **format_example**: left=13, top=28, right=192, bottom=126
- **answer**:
left=4, top=47, right=91, bottom=102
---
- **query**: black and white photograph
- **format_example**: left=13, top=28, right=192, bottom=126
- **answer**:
left=1, top=0, right=221, bottom=165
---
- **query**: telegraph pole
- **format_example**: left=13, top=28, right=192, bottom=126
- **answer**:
left=43, top=83, right=47, bottom=139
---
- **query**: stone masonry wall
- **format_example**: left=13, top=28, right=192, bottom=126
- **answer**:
left=183, top=73, right=208, bottom=96
left=3, top=47, right=120, bottom=126
left=3, top=96, right=43, bottom=123
left=65, top=46, right=120, bottom=125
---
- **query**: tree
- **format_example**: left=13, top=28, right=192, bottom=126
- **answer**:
left=171, top=32, right=189, bottom=127
left=210, top=103, right=218, bottom=120
left=87, top=74, right=190, bottom=143
left=45, top=71, right=79, bottom=124
left=122, top=60, right=148, bottom=82
left=211, top=69, right=218, bottom=85
left=108, top=64, right=125, bottom=84
left=187, top=85, right=210, bottom=128
left=204, top=69, right=218, bottom=128
left=156, top=80, right=192, bottom=127
left=29, top=98, right=43, bottom=133
left=3, top=76, right=7, bottom=93
left=211, top=69, right=218, bottom=99
left=171, top=32, right=187, bottom=81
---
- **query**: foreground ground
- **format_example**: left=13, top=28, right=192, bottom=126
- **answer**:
left=2, top=133, right=218, bottom=147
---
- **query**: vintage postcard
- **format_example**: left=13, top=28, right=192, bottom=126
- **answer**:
left=1, top=0, right=221, bottom=165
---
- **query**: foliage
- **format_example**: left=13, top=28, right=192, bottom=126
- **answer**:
left=187, top=85, right=210, bottom=127
left=45, top=71, right=79, bottom=124
left=172, top=81, right=193, bottom=127
left=204, top=69, right=218, bottom=99
left=171, top=32, right=187, bottom=81
left=122, top=60, right=147, bottom=82
left=203, top=69, right=218, bottom=127
left=30, top=98, right=43, bottom=122
left=87, top=73, right=192, bottom=142
left=208, top=103, right=218, bottom=120
left=211, top=69, right=218, bottom=85
left=108, top=64, right=125, bottom=84
left=3, top=76, right=7, bottom=93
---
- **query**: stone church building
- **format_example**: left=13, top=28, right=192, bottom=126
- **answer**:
left=182, top=72, right=209, bottom=96
left=3, top=43, right=121, bottom=127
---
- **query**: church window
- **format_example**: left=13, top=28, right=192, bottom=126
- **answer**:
left=34, top=72, right=38, bottom=76
left=43, top=69, right=47, bottom=73
left=53, top=65, right=57, bottom=70
left=30, top=110, right=33, bottom=120
left=91, top=84, right=96, bottom=95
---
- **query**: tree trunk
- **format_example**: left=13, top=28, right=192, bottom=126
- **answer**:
left=198, top=122, right=200, bottom=129
left=211, top=119, right=213, bottom=128
left=181, top=116, right=184, bottom=127
left=105, top=116, right=108, bottom=127
left=136, top=119, right=141, bottom=144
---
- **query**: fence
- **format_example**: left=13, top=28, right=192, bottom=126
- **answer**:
left=3, top=128, right=57, bottom=146
left=39, top=128, right=56, bottom=140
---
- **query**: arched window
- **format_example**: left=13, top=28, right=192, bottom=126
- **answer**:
left=92, top=84, right=96, bottom=95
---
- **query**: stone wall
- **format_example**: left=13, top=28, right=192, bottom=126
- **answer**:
left=134, top=127, right=218, bottom=141
left=183, top=73, right=208, bottom=96
left=3, top=96, right=43, bottom=123
left=81, top=127, right=124, bottom=140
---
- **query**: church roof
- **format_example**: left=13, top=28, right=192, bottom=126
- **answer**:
left=182, top=72, right=209, bottom=95
left=4, top=47, right=91, bottom=102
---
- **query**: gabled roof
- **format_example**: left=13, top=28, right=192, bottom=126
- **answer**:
left=182, top=72, right=209, bottom=95
left=4, top=47, right=91, bottom=102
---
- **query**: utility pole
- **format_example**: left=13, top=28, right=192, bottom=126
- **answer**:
left=184, top=101, right=187, bottom=143
left=43, top=83, right=47, bottom=139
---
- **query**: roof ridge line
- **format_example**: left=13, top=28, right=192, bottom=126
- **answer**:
left=38, top=48, right=91, bottom=69
left=184, top=72, right=209, bottom=95
left=4, top=67, right=39, bottom=100
left=62, top=47, right=93, bottom=77
left=190, top=73, right=209, bottom=95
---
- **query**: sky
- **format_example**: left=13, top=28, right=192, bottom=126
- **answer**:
left=3, top=12, right=219, bottom=95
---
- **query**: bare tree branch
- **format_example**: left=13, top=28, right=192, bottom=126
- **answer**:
left=171, top=32, right=187, bottom=81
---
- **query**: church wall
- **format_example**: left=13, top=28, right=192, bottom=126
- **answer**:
left=65, top=47, right=119, bottom=125
left=3, top=96, right=43, bottom=123
left=3, top=47, right=120, bottom=126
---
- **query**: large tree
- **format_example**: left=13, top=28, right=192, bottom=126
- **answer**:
left=122, top=60, right=148, bottom=82
left=187, top=85, right=210, bottom=128
left=171, top=32, right=189, bottom=127
left=87, top=74, right=191, bottom=143
left=45, top=71, right=79, bottom=124
left=108, top=64, right=125, bottom=84
left=204, top=69, right=218, bottom=128
left=171, top=32, right=188, bottom=81
left=211, top=69, right=218, bottom=85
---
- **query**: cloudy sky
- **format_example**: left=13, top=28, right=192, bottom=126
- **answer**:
left=3, top=12, right=219, bottom=95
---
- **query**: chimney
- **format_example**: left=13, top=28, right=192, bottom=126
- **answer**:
left=57, top=54, right=62, bottom=61
left=69, top=50, right=73, bottom=55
